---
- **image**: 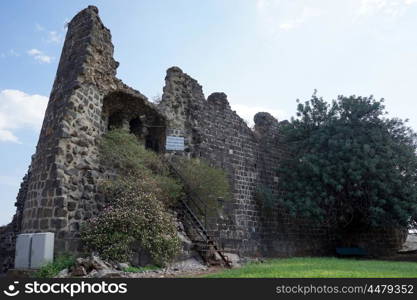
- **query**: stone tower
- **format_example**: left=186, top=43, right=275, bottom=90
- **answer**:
left=19, top=6, right=166, bottom=252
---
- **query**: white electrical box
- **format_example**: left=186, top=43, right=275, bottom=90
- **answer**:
left=30, top=232, right=55, bottom=269
left=14, top=232, right=55, bottom=269
left=14, top=233, right=33, bottom=269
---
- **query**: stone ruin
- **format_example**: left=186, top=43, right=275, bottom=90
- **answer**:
left=0, top=6, right=406, bottom=272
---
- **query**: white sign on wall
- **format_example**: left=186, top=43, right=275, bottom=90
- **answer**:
left=166, top=136, right=185, bottom=151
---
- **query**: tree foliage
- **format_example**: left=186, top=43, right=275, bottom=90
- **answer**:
left=277, top=93, right=417, bottom=231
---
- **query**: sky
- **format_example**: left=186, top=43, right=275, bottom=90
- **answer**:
left=1, top=0, right=417, bottom=225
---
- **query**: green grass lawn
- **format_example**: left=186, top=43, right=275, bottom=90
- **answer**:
left=203, top=257, right=417, bottom=278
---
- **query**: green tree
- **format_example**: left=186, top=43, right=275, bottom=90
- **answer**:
left=277, top=93, right=417, bottom=232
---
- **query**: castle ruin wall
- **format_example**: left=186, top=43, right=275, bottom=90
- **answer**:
left=0, top=6, right=403, bottom=272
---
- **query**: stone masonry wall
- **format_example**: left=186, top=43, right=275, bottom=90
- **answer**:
left=198, top=92, right=262, bottom=255
left=159, top=70, right=259, bottom=254
left=0, top=170, right=30, bottom=272
left=254, top=114, right=335, bottom=256
left=159, top=68, right=335, bottom=256
left=19, top=6, right=114, bottom=252
left=159, top=66, right=206, bottom=155
left=18, top=6, right=163, bottom=254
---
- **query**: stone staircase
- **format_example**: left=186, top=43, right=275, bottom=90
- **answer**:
left=178, top=199, right=231, bottom=267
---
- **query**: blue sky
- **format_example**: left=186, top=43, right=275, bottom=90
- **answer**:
left=1, top=0, right=417, bottom=225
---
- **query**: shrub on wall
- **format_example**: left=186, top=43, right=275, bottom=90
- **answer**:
left=81, top=129, right=182, bottom=266
left=98, top=128, right=183, bottom=206
left=172, top=157, right=231, bottom=216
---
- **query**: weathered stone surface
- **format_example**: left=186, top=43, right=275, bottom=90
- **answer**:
left=95, top=270, right=125, bottom=278
left=398, top=234, right=417, bottom=253
left=116, top=262, right=130, bottom=270
left=0, top=170, right=30, bottom=273
left=168, top=258, right=207, bottom=272
left=223, top=252, right=241, bottom=268
left=56, top=268, right=69, bottom=278
left=71, top=266, right=87, bottom=276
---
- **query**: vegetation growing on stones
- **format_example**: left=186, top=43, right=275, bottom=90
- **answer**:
left=173, top=157, right=232, bottom=216
left=98, top=128, right=183, bottom=206
left=276, top=93, right=417, bottom=233
left=32, top=254, right=75, bottom=278
left=81, top=129, right=181, bottom=266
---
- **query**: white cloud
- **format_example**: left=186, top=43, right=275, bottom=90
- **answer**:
left=0, top=89, right=48, bottom=143
left=256, top=0, right=268, bottom=10
left=279, top=23, right=295, bottom=30
left=256, top=0, right=324, bottom=33
left=35, top=23, right=44, bottom=31
left=47, top=31, right=63, bottom=44
left=256, top=0, right=417, bottom=36
left=9, top=49, right=20, bottom=57
left=34, top=23, right=65, bottom=44
left=357, top=0, right=417, bottom=18
left=0, top=129, right=19, bottom=143
left=0, top=175, right=21, bottom=187
left=231, top=103, right=287, bottom=126
left=279, top=6, right=323, bottom=30
left=27, top=48, right=53, bottom=63
left=0, top=49, right=20, bottom=59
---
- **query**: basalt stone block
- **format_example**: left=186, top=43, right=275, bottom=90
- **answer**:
left=67, top=201, right=77, bottom=211
left=54, top=207, right=68, bottom=218
left=51, top=218, right=67, bottom=229
left=53, top=197, right=66, bottom=207
left=42, top=208, right=53, bottom=218
left=39, top=220, right=49, bottom=231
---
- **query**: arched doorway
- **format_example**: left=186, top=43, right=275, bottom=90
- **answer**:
left=108, top=111, right=125, bottom=130
left=102, top=91, right=166, bottom=153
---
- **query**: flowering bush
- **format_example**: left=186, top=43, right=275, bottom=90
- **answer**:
left=81, top=177, right=180, bottom=265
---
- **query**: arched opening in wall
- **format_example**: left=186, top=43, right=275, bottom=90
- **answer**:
left=108, top=111, right=124, bottom=130
left=144, top=126, right=163, bottom=153
left=129, top=117, right=143, bottom=137
left=128, top=117, right=164, bottom=153
left=102, top=91, right=167, bottom=153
